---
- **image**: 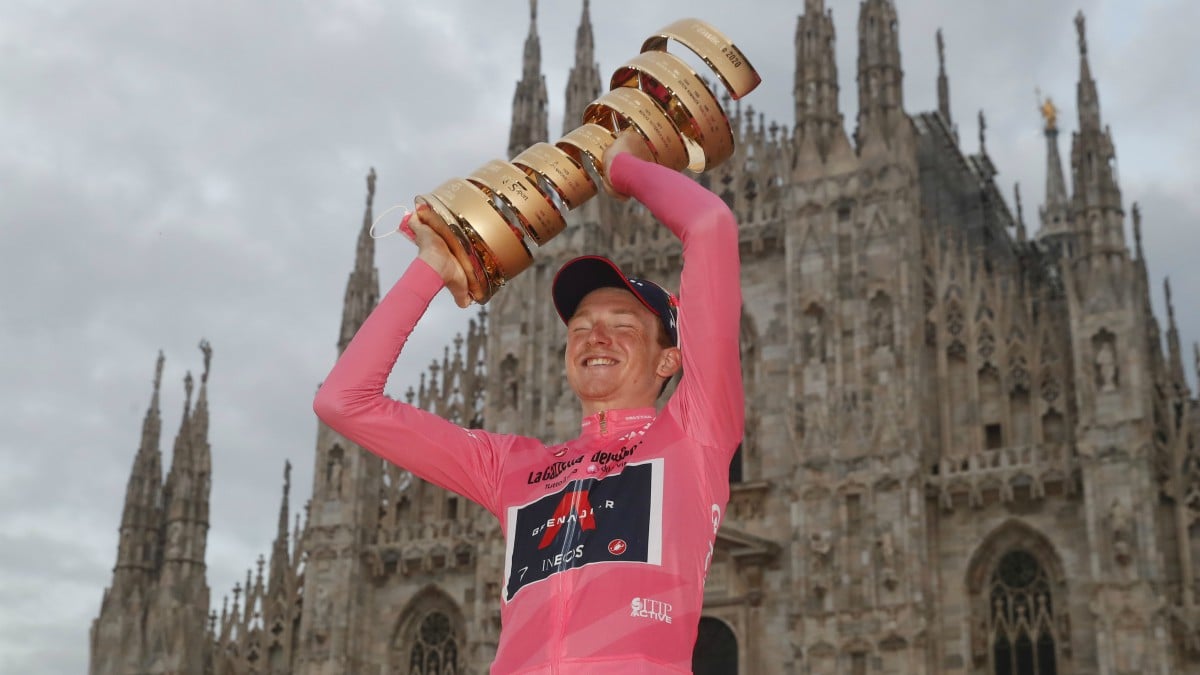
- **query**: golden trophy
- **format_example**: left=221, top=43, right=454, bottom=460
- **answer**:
left=414, top=18, right=760, bottom=304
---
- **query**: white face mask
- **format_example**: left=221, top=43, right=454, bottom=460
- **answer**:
left=368, top=205, right=413, bottom=240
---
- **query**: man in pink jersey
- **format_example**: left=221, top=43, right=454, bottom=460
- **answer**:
left=314, top=131, right=743, bottom=674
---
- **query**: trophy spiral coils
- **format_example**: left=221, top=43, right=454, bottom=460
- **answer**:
left=414, top=17, right=760, bottom=304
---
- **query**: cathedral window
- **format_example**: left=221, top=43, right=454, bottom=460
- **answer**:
left=988, top=550, right=1059, bottom=675
left=850, top=651, right=868, bottom=675
left=692, top=617, right=738, bottom=674
left=407, top=611, right=459, bottom=675
left=846, top=493, right=863, bottom=535
left=985, top=424, right=1003, bottom=450
left=393, top=593, right=465, bottom=675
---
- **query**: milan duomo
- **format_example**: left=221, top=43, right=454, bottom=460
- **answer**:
left=90, top=2, right=1200, bottom=674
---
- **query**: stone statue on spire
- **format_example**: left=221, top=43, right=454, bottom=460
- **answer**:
left=154, top=350, right=165, bottom=395
left=1075, top=11, right=1087, bottom=55
left=199, top=339, right=212, bottom=384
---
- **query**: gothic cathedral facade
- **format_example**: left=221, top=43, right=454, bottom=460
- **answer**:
left=92, top=2, right=1200, bottom=674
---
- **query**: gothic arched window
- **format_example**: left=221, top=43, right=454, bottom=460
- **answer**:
left=406, top=610, right=458, bottom=675
left=692, top=616, right=738, bottom=674
left=989, top=550, right=1059, bottom=675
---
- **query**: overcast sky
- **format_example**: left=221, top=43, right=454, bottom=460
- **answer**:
left=2, top=1, right=1197, bottom=672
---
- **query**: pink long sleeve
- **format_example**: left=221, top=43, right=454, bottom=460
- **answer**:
left=313, top=259, right=506, bottom=517
left=608, top=152, right=745, bottom=456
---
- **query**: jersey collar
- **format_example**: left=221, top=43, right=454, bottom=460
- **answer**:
left=580, top=407, right=658, bottom=437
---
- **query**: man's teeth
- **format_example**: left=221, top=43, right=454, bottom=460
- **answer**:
left=585, top=357, right=616, bottom=366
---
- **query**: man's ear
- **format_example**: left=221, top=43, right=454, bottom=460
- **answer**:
left=656, top=347, right=682, bottom=378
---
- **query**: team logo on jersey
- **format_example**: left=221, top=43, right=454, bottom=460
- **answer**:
left=503, top=458, right=664, bottom=602
left=630, top=597, right=673, bottom=624
left=526, top=455, right=584, bottom=484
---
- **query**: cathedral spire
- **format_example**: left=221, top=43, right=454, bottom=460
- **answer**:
left=972, top=109, right=998, bottom=184
left=1069, top=11, right=1124, bottom=253
left=1132, top=202, right=1145, bottom=261
left=1129, top=202, right=1166, bottom=384
left=113, top=352, right=166, bottom=588
left=267, top=461, right=292, bottom=597
left=855, top=0, right=904, bottom=154
left=1165, top=279, right=1185, bottom=385
left=190, top=340, right=212, bottom=460
left=162, top=342, right=213, bottom=591
left=794, top=0, right=848, bottom=165
left=1075, top=12, right=1101, bottom=136
left=337, top=169, right=381, bottom=356
left=1036, top=94, right=1071, bottom=243
left=936, top=28, right=952, bottom=128
left=977, top=110, right=986, bottom=153
left=563, top=0, right=600, bottom=134
left=1014, top=183, right=1027, bottom=243
left=508, top=0, right=549, bottom=158
left=161, top=370, right=191, bottom=572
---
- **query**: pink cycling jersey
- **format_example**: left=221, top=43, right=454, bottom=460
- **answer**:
left=315, top=153, right=743, bottom=674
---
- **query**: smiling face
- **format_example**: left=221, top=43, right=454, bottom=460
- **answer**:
left=564, top=287, right=681, bottom=417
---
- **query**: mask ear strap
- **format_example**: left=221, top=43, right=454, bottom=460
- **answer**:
left=369, top=205, right=414, bottom=240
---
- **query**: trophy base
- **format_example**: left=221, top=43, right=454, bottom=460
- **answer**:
left=416, top=177, right=536, bottom=305
left=414, top=196, right=494, bottom=303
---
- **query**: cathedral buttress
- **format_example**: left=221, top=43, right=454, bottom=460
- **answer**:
left=1059, top=13, right=1175, bottom=670
left=854, top=0, right=908, bottom=157
left=298, top=170, right=384, bottom=675
left=793, top=0, right=852, bottom=175
left=1069, top=11, right=1124, bottom=256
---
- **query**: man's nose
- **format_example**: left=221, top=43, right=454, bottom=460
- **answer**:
left=587, top=324, right=611, bottom=344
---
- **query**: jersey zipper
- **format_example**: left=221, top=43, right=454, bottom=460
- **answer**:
left=556, top=562, right=577, bottom=669
left=599, top=409, right=607, bottom=435
left=552, top=572, right=565, bottom=674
